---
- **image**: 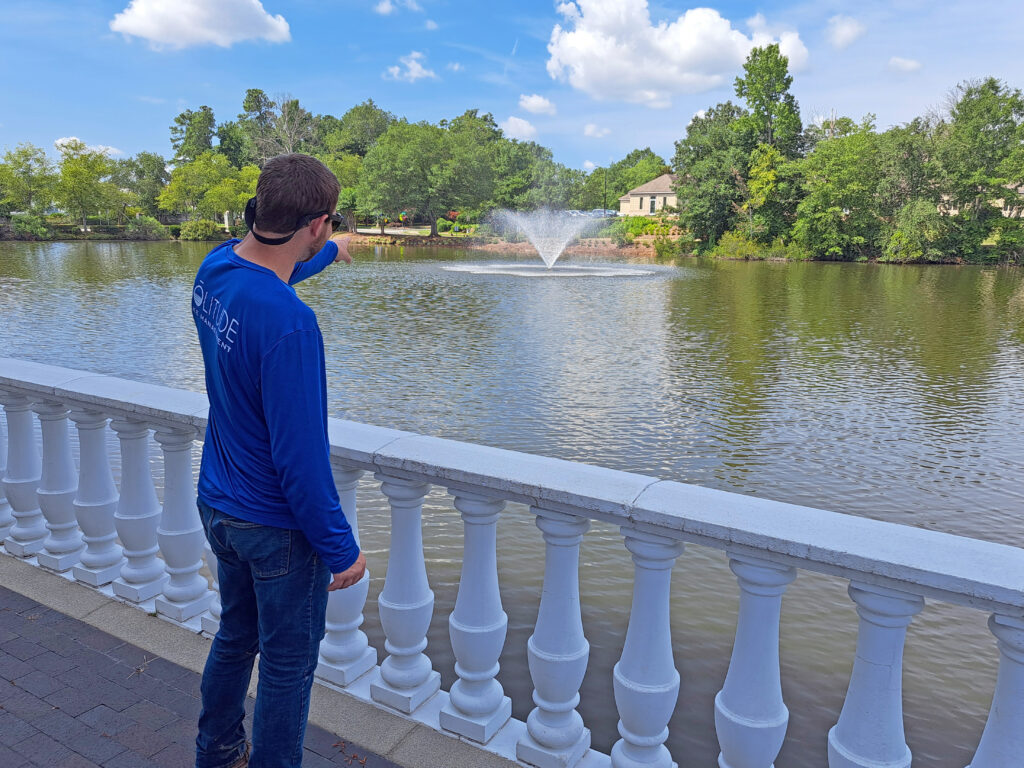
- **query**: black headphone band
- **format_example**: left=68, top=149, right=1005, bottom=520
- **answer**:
left=244, top=197, right=298, bottom=246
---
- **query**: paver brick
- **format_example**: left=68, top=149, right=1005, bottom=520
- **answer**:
left=78, top=705, right=137, bottom=735
left=11, top=731, right=74, bottom=765
left=0, top=742, right=31, bottom=767
left=28, top=649, right=78, bottom=676
left=70, top=729, right=128, bottom=764
left=0, top=651, right=33, bottom=681
left=0, top=709, right=38, bottom=746
left=123, top=699, right=178, bottom=730
left=46, top=685, right=107, bottom=717
left=101, top=752, right=161, bottom=768
left=14, top=669, right=65, bottom=698
left=154, top=716, right=196, bottom=747
left=149, top=741, right=193, bottom=768
left=1, top=637, right=49, bottom=661
left=112, top=722, right=173, bottom=758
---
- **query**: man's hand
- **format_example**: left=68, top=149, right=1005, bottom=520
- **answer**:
left=330, top=234, right=353, bottom=264
left=328, top=552, right=366, bottom=591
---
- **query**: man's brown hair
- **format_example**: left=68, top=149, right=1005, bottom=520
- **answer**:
left=255, top=154, right=340, bottom=234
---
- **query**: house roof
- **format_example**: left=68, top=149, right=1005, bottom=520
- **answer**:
left=625, top=173, right=677, bottom=196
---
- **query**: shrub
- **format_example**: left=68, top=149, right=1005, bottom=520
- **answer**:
left=125, top=216, right=169, bottom=241
left=880, top=200, right=946, bottom=263
left=10, top=214, right=51, bottom=240
left=710, top=229, right=763, bottom=260
left=992, top=218, right=1024, bottom=263
left=436, top=218, right=453, bottom=233
left=653, top=236, right=677, bottom=259
left=180, top=219, right=227, bottom=241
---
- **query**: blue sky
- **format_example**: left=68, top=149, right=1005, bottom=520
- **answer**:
left=1, top=0, right=1022, bottom=171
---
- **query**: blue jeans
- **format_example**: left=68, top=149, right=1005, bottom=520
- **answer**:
left=196, top=500, right=329, bottom=768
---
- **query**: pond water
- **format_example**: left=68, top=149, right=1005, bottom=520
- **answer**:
left=2, top=240, right=1024, bottom=766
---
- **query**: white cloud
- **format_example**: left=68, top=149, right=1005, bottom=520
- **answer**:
left=583, top=123, right=609, bottom=138
left=447, top=62, right=463, bottom=72
left=54, top=137, right=123, bottom=156
left=547, top=1, right=808, bottom=108
left=500, top=116, right=537, bottom=140
left=374, top=0, right=421, bottom=14
left=889, top=56, right=922, bottom=72
left=583, top=160, right=596, bottom=170
left=826, top=15, right=866, bottom=50
left=519, top=94, right=556, bottom=115
left=110, top=0, right=290, bottom=50
left=426, top=19, right=438, bottom=30
left=385, top=51, right=437, bottom=82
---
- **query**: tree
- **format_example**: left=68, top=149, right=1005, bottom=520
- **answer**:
left=575, top=148, right=670, bottom=210
left=238, top=88, right=277, bottom=164
left=734, top=44, right=802, bottom=158
left=216, top=121, right=255, bottom=168
left=201, top=164, right=259, bottom=224
left=0, top=143, right=57, bottom=213
left=54, top=139, right=115, bottom=227
left=672, top=102, right=756, bottom=247
left=260, top=97, right=314, bottom=157
left=170, top=106, right=216, bottom=164
left=158, top=150, right=233, bottom=219
left=110, top=151, right=168, bottom=217
left=357, top=120, right=493, bottom=235
left=318, top=153, right=361, bottom=231
left=935, top=78, right=1024, bottom=220
left=332, top=99, right=395, bottom=157
left=791, top=119, right=883, bottom=259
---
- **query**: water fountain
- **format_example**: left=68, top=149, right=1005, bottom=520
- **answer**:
left=441, top=209, right=653, bottom=278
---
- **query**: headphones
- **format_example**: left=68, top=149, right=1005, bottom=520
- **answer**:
left=244, top=197, right=341, bottom=246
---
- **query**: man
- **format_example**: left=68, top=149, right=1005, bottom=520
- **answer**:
left=191, top=153, right=366, bottom=768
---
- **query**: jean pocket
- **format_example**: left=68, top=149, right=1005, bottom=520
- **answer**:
left=220, top=519, right=292, bottom=578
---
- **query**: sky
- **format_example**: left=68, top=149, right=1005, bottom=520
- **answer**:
left=1, top=0, right=1022, bottom=171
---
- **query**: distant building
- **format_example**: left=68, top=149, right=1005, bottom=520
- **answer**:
left=619, top=174, right=678, bottom=216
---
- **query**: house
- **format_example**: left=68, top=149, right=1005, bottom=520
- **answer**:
left=619, top=173, right=678, bottom=216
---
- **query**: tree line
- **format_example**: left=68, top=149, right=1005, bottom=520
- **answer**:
left=675, top=45, right=1024, bottom=262
left=0, top=90, right=669, bottom=239
left=2, top=50, right=1022, bottom=261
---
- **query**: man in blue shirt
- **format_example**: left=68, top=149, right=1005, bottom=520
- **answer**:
left=192, top=154, right=365, bottom=768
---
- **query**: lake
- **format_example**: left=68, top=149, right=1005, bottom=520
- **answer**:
left=2, top=239, right=1023, bottom=766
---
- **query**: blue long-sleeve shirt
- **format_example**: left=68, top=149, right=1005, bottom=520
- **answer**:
left=192, top=239, right=359, bottom=573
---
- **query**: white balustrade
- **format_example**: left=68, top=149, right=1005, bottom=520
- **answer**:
left=370, top=473, right=440, bottom=713
left=967, top=614, right=1024, bottom=768
left=0, top=404, right=13, bottom=540
left=715, top=553, right=796, bottom=768
left=318, top=467, right=376, bottom=686
left=70, top=409, right=125, bottom=585
left=517, top=509, right=592, bottom=768
left=33, top=401, right=83, bottom=571
left=827, top=582, right=924, bottom=768
left=1, top=392, right=45, bottom=556
left=610, top=528, right=685, bottom=768
left=201, top=542, right=222, bottom=635
left=110, top=418, right=167, bottom=602
left=154, top=426, right=211, bottom=621
left=4, top=359, right=1024, bottom=768
left=440, top=490, right=511, bottom=743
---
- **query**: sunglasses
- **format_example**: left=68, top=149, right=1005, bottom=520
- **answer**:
left=245, top=198, right=344, bottom=245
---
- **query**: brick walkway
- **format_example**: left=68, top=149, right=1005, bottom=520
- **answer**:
left=0, top=585, right=398, bottom=768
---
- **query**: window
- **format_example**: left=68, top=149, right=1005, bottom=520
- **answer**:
left=650, top=196, right=656, bottom=214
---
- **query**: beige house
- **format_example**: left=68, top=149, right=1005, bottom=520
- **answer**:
left=619, top=173, right=678, bottom=216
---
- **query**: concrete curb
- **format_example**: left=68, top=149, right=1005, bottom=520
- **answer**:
left=0, top=552, right=520, bottom=768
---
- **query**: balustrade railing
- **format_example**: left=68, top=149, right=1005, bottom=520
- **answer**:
left=2, top=356, right=1023, bottom=768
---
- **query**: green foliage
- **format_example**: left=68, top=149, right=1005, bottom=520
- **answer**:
left=110, top=151, right=169, bottom=217
left=0, top=143, right=57, bottom=214
left=734, top=44, right=802, bottom=158
left=992, top=218, right=1024, bottom=262
left=329, top=99, right=395, bottom=157
left=710, top=229, right=763, bottom=259
left=357, top=118, right=494, bottom=235
left=436, top=218, right=453, bottom=232
left=652, top=235, right=677, bottom=259
left=881, top=199, right=947, bottom=262
left=158, top=151, right=234, bottom=218
left=125, top=215, right=170, bottom=241
left=55, top=139, right=117, bottom=227
left=10, top=213, right=51, bottom=239
left=179, top=219, right=226, bottom=241
left=170, top=106, right=216, bottom=164
left=673, top=101, right=756, bottom=248
left=601, top=215, right=666, bottom=238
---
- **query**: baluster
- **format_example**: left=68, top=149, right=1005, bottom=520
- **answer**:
left=70, top=410, right=125, bottom=585
left=440, top=490, right=511, bottom=743
left=33, top=401, right=84, bottom=571
left=0, top=405, right=13, bottom=540
left=966, top=614, right=1024, bottom=768
left=201, top=542, right=222, bottom=635
left=1, top=393, right=45, bottom=556
left=110, top=418, right=167, bottom=602
left=715, top=553, right=796, bottom=768
left=154, top=426, right=211, bottom=621
left=370, top=474, right=440, bottom=713
left=318, top=467, right=376, bottom=686
left=517, top=509, right=591, bottom=768
left=827, top=582, right=923, bottom=768
left=610, top=528, right=685, bottom=768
